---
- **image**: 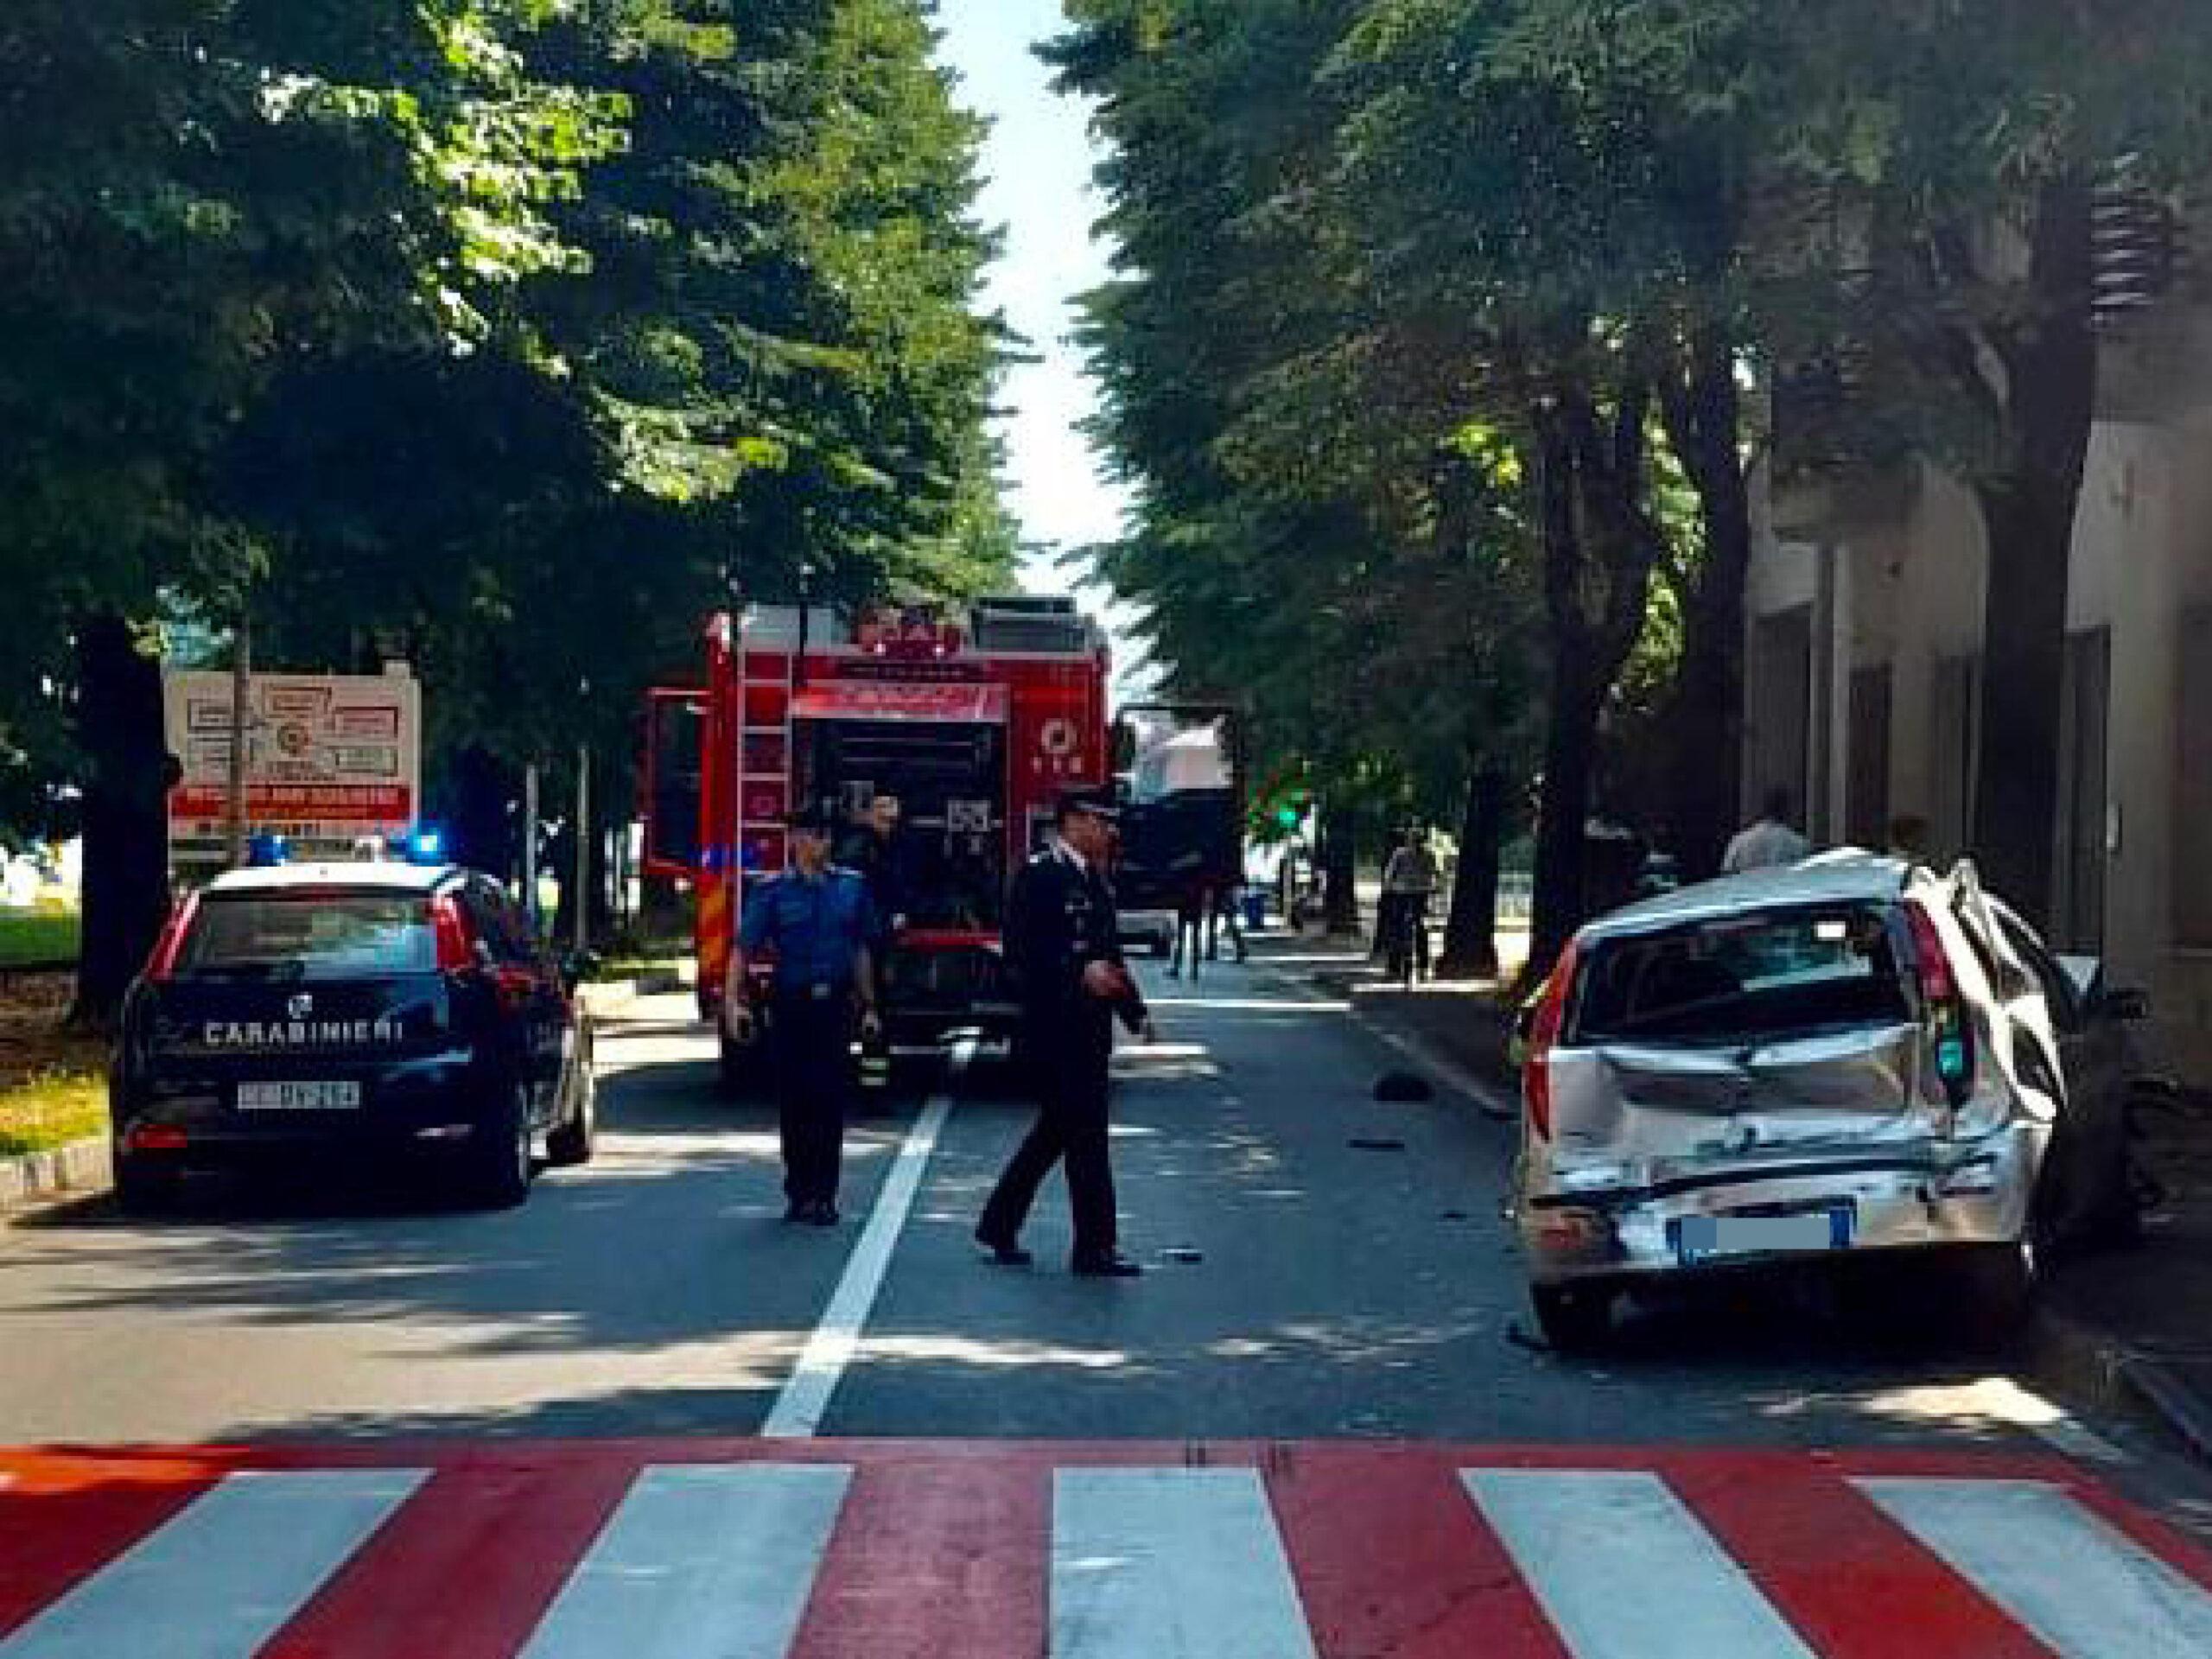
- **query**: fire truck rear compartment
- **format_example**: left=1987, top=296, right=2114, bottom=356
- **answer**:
left=797, top=717, right=1009, bottom=932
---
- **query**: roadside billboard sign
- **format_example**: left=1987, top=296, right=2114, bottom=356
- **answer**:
left=164, top=669, right=422, bottom=868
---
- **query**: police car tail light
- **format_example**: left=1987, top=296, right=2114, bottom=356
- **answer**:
left=144, top=895, right=200, bottom=983
left=431, top=895, right=474, bottom=973
left=1523, top=938, right=1579, bottom=1142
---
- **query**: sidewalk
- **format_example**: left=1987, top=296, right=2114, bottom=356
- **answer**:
left=1249, top=925, right=2212, bottom=1467
left=2040, top=1094, right=2212, bottom=1461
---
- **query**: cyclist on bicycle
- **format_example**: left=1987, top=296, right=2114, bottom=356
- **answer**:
left=1380, top=827, right=1439, bottom=984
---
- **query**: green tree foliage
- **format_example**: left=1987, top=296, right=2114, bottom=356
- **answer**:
left=1061, top=0, right=2212, bottom=968
left=0, top=0, right=1008, bottom=1015
left=1055, top=0, right=1543, bottom=963
left=1753, top=0, right=2212, bottom=925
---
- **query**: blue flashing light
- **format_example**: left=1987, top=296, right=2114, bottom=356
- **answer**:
left=246, top=832, right=290, bottom=868
left=402, top=827, right=448, bottom=866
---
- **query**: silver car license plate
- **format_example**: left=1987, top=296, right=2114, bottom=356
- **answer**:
left=1675, top=1208, right=1850, bottom=1266
left=237, top=1081, right=361, bottom=1112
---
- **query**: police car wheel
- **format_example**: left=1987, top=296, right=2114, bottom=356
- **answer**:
left=465, top=1084, right=535, bottom=1210
left=547, top=1066, right=595, bottom=1167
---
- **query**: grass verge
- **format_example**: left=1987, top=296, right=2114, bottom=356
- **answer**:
left=0, top=909, right=79, bottom=969
left=1, top=969, right=108, bottom=1158
left=0, top=1071, right=106, bottom=1158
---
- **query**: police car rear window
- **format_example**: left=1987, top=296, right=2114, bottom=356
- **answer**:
left=176, top=893, right=438, bottom=980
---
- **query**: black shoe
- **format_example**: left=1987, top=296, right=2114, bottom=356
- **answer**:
left=808, top=1201, right=840, bottom=1227
left=1071, top=1251, right=1144, bottom=1279
left=783, top=1200, right=809, bottom=1224
left=975, top=1229, right=1033, bottom=1267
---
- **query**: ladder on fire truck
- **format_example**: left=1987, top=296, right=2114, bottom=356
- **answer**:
left=733, top=610, right=803, bottom=881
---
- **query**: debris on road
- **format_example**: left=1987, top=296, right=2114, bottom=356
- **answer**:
left=1373, top=1071, right=1433, bottom=1103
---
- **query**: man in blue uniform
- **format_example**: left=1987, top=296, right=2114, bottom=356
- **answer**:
left=976, top=789, right=1155, bottom=1276
left=732, top=806, right=882, bottom=1225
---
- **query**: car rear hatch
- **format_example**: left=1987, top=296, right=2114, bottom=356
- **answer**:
left=1546, top=900, right=1947, bottom=1180
left=143, top=889, right=461, bottom=1102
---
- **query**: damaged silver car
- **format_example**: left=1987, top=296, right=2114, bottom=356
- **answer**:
left=1514, top=852, right=2142, bottom=1351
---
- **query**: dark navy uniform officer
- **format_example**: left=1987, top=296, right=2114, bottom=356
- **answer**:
left=733, top=806, right=882, bottom=1225
left=977, top=788, right=1155, bottom=1276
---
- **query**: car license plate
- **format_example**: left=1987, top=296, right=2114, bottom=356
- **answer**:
left=237, top=1081, right=361, bottom=1112
left=1675, top=1206, right=1852, bottom=1267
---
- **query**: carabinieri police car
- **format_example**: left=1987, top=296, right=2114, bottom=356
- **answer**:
left=110, top=856, right=594, bottom=1211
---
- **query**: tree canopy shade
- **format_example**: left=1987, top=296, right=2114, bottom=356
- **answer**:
left=1057, top=0, right=2212, bottom=969
left=0, top=0, right=1011, bottom=1019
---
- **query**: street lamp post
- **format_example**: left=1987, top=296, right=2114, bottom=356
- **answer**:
left=225, top=605, right=252, bottom=868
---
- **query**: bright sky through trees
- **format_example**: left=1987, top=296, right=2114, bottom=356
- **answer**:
left=936, top=1, right=1134, bottom=605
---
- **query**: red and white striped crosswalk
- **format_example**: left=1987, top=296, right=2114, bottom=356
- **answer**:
left=3, top=1442, right=2209, bottom=1656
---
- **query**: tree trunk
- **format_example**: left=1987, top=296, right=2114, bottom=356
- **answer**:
left=550, top=814, right=617, bottom=949
left=1968, top=182, right=2098, bottom=928
left=1440, top=764, right=1506, bottom=979
left=69, top=613, right=174, bottom=1031
left=1972, top=479, right=2076, bottom=923
left=1527, top=379, right=1663, bottom=980
left=1532, top=659, right=1601, bottom=976
left=1659, top=327, right=1751, bottom=880
left=1319, top=806, right=1359, bottom=937
left=442, top=745, right=516, bottom=883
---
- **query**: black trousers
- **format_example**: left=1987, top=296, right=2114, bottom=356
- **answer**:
left=772, top=993, right=853, bottom=1205
left=980, top=1012, right=1116, bottom=1257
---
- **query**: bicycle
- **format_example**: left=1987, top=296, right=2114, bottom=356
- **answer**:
left=1381, top=891, right=1431, bottom=988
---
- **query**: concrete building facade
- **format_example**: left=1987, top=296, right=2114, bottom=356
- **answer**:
left=1745, top=319, right=2212, bottom=1077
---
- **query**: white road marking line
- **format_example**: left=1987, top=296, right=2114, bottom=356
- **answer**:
left=1052, top=1467, right=1319, bottom=1659
left=760, top=1044, right=970, bottom=1440
left=521, top=1465, right=850, bottom=1659
left=1463, top=1469, right=1819, bottom=1659
left=1856, top=1476, right=2212, bottom=1657
left=0, top=1469, right=425, bottom=1659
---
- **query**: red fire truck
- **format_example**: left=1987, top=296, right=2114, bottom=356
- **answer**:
left=642, top=597, right=1112, bottom=1084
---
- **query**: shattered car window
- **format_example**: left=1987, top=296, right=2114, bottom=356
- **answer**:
left=1571, top=906, right=1910, bottom=1046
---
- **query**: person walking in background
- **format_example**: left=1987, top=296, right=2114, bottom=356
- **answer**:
left=1166, top=869, right=1209, bottom=982
left=1722, top=787, right=1812, bottom=874
left=1887, top=814, right=1932, bottom=863
left=978, top=788, right=1154, bottom=1278
left=841, top=792, right=912, bottom=943
left=1209, top=878, right=1249, bottom=963
left=1380, top=826, right=1439, bottom=982
left=730, top=806, right=882, bottom=1226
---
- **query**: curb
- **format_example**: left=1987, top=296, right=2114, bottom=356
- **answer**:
left=0, top=1135, right=111, bottom=1214
left=2031, top=1302, right=2212, bottom=1468
left=578, top=969, right=688, bottom=1023
left=1248, top=958, right=1520, bottom=1123
left=578, top=979, right=642, bottom=1020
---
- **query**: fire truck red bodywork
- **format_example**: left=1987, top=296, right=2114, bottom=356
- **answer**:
left=645, top=601, right=1111, bottom=1049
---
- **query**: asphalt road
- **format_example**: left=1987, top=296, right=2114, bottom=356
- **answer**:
left=13, top=957, right=2212, bottom=1652
left=0, top=957, right=2197, bottom=1480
